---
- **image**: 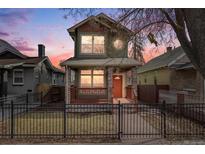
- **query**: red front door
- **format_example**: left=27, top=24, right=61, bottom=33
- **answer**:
left=112, top=75, right=122, bottom=98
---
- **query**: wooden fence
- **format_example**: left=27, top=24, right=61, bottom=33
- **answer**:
left=137, top=85, right=169, bottom=103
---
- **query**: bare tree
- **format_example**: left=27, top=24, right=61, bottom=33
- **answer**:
left=61, top=8, right=205, bottom=78
left=117, top=8, right=205, bottom=78
left=129, top=35, right=145, bottom=64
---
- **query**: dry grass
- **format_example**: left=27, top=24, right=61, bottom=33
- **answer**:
left=140, top=111, right=205, bottom=138
left=0, top=111, right=116, bottom=137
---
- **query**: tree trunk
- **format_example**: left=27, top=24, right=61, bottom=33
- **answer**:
left=175, top=9, right=205, bottom=78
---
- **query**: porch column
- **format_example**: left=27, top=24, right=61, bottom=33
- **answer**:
left=131, top=67, right=138, bottom=98
left=107, top=67, right=113, bottom=103
left=65, top=66, right=71, bottom=104
left=0, top=69, right=3, bottom=97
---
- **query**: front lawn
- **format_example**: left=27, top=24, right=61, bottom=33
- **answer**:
left=1, top=111, right=116, bottom=138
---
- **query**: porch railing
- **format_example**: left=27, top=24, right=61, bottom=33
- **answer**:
left=78, top=88, right=107, bottom=95
left=71, top=87, right=107, bottom=100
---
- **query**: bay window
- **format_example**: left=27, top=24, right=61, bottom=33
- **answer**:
left=81, top=35, right=105, bottom=54
left=80, top=70, right=104, bottom=88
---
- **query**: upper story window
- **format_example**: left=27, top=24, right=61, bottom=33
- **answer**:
left=13, top=69, right=24, bottom=85
left=81, top=35, right=105, bottom=54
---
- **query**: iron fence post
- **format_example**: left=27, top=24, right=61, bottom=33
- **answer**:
left=1, top=99, right=4, bottom=122
left=26, top=93, right=29, bottom=112
left=118, top=101, right=122, bottom=140
left=162, top=100, right=166, bottom=138
left=40, top=92, right=43, bottom=106
left=11, top=100, right=14, bottom=139
left=63, top=103, right=67, bottom=138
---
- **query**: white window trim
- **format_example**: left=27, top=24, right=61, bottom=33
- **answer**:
left=13, top=69, right=24, bottom=85
left=80, top=35, right=105, bottom=55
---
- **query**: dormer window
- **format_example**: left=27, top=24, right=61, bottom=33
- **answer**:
left=81, top=35, right=104, bottom=54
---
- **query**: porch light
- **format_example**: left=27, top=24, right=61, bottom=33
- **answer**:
left=114, top=76, right=120, bottom=80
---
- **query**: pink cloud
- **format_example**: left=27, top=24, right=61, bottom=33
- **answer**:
left=49, top=51, right=73, bottom=68
left=0, top=31, right=9, bottom=37
left=143, top=45, right=166, bottom=62
left=11, top=38, right=36, bottom=55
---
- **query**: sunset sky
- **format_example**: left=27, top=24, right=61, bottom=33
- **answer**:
left=0, top=8, right=169, bottom=67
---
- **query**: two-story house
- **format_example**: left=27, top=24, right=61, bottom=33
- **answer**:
left=60, top=13, right=140, bottom=104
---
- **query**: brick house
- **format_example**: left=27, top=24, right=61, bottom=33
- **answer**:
left=60, top=13, right=141, bottom=104
left=137, top=46, right=204, bottom=102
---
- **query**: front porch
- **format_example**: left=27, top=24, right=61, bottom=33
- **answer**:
left=61, top=58, right=139, bottom=104
left=70, top=86, right=135, bottom=104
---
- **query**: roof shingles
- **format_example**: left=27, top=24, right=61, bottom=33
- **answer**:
left=137, top=47, right=185, bottom=73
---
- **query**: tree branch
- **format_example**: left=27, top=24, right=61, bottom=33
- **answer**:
left=132, top=20, right=170, bottom=36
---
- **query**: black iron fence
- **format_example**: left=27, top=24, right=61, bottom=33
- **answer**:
left=0, top=102, right=205, bottom=139
left=0, top=93, right=42, bottom=105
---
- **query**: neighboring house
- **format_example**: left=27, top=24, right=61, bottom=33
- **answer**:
left=0, top=39, right=64, bottom=97
left=137, top=46, right=204, bottom=97
left=60, top=13, right=141, bottom=104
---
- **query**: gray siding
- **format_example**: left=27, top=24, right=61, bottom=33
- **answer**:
left=33, top=62, right=53, bottom=86
left=7, top=67, right=35, bottom=95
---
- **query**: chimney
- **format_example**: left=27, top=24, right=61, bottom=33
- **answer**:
left=38, top=44, right=45, bottom=58
left=166, top=47, right=172, bottom=52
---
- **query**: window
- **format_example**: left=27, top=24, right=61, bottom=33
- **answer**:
left=71, top=71, right=75, bottom=85
left=126, top=71, right=132, bottom=85
left=13, top=69, right=24, bottom=85
left=52, top=73, right=57, bottom=85
left=80, top=70, right=104, bottom=88
left=81, top=35, right=104, bottom=54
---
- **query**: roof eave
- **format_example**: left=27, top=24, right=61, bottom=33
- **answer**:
left=137, top=65, right=168, bottom=74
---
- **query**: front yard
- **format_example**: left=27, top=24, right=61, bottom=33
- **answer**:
left=0, top=111, right=116, bottom=138
left=140, top=110, right=205, bottom=138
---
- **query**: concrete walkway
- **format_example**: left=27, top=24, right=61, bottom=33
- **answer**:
left=113, top=109, right=160, bottom=140
left=113, top=98, right=134, bottom=104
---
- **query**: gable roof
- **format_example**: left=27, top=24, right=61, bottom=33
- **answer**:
left=0, top=57, right=46, bottom=68
left=68, top=13, right=133, bottom=34
left=52, top=66, right=65, bottom=74
left=0, top=39, right=28, bottom=59
left=0, top=39, right=64, bottom=73
left=137, top=47, right=186, bottom=73
left=96, top=13, right=133, bottom=34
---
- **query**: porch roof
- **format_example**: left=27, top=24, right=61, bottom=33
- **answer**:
left=0, top=58, right=44, bottom=69
left=60, top=58, right=139, bottom=68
